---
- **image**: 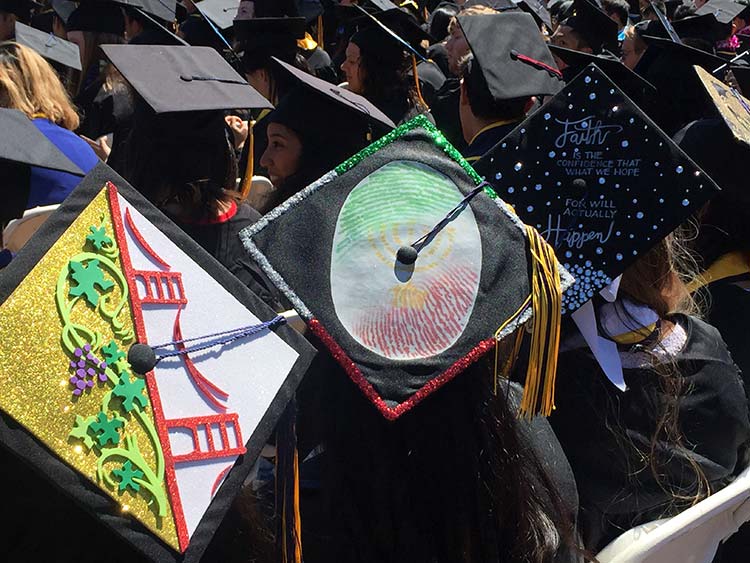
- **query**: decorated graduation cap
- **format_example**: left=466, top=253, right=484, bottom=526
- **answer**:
left=473, top=64, right=719, bottom=314
left=696, top=0, right=747, bottom=24
left=14, top=21, right=82, bottom=70
left=458, top=12, right=562, bottom=100
left=561, top=0, right=619, bottom=53
left=101, top=44, right=272, bottom=114
left=0, top=161, right=315, bottom=560
left=695, top=64, right=750, bottom=148
left=241, top=115, right=573, bottom=420
left=549, top=45, right=656, bottom=105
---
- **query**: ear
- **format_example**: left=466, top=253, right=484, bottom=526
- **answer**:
left=459, top=79, right=469, bottom=107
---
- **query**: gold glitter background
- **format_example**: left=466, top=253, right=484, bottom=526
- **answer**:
left=0, top=188, right=179, bottom=550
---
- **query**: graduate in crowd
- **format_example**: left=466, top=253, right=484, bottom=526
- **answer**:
left=0, top=0, right=35, bottom=41
left=456, top=11, right=562, bottom=162
left=0, top=42, right=97, bottom=211
left=257, top=57, right=394, bottom=212
left=103, top=44, right=283, bottom=310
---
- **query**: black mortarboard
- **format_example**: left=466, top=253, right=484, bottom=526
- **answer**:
left=233, top=16, right=306, bottom=47
left=463, top=0, right=518, bottom=9
left=473, top=64, right=718, bottom=313
left=549, top=45, right=656, bottom=105
left=695, top=63, right=750, bottom=147
left=696, top=0, right=747, bottom=24
left=66, top=2, right=126, bottom=34
left=242, top=115, right=573, bottom=419
left=101, top=44, right=272, bottom=113
left=193, top=0, right=237, bottom=31
left=13, top=21, right=82, bottom=70
left=671, top=13, right=732, bottom=43
left=51, top=0, right=76, bottom=23
left=350, top=6, right=433, bottom=59
left=561, top=0, right=619, bottom=53
left=0, top=0, right=39, bottom=21
left=458, top=12, right=562, bottom=99
left=515, top=0, right=553, bottom=30
left=0, top=108, right=83, bottom=176
left=114, top=0, right=177, bottom=23
left=0, top=161, right=315, bottom=561
left=269, top=56, right=395, bottom=133
left=639, top=33, right=727, bottom=71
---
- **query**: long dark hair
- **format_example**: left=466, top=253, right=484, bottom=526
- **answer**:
left=314, top=356, right=577, bottom=563
left=111, top=98, right=238, bottom=221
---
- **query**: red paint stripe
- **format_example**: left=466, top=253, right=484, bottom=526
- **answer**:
left=307, top=318, right=497, bottom=421
left=124, top=207, right=171, bottom=270
left=172, top=308, right=229, bottom=411
left=107, top=183, right=190, bottom=551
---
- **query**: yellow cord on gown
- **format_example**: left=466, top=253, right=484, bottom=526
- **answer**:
left=317, top=14, right=324, bottom=49
left=238, top=120, right=255, bottom=201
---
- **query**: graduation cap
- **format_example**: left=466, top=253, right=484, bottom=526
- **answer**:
left=0, top=0, right=39, bottom=21
left=100, top=44, right=272, bottom=114
left=515, top=0, right=553, bottom=30
left=473, top=64, right=719, bottom=314
left=241, top=115, right=573, bottom=420
left=549, top=45, right=656, bottom=105
left=233, top=16, right=306, bottom=48
left=51, top=0, right=76, bottom=23
left=350, top=4, right=430, bottom=61
left=0, top=108, right=83, bottom=176
left=639, top=33, right=727, bottom=71
left=695, top=64, right=750, bottom=147
left=696, top=0, right=748, bottom=24
left=110, top=0, right=178, bottom=23
left=561, top=0, right=619, bottom=53
left=268, top=56, right=396, bottom=133
left=671, top=13, right=733, bottom=43
left=458, top=12, right=562, bottom=99
left=66, top=1, right=126, bottom=34
left=729, top=64, right=750, bottom=95
left=0, top=161, right=315, bottom=560
left=13, top=22, right=82, bottom=70
left=193, top=0, right=237, bottom=31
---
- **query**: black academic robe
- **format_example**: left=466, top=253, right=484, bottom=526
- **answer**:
left=175, top=202, right=285, bottom=312
left=463, top=120, right=520, bottom=164
left=550, top=314, right=750, bottom=552
left=705, top=275, right=750, bottom=391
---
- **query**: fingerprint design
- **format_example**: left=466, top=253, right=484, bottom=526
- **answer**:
left=330, top=161, right=482, bottom=360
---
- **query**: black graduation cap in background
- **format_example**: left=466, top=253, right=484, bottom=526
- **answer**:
left=458, top=12, right=562, bottom=99
left=696, top=0, right=747, bottom=24
left=561, top=0, right=619, bottom=53
left=101, top=44, right=272, bottom=113
left=0, top=108, right=83, bottom=176
left=0, top=161, right=315, bottom=561
left=66, top=1, right=125, bottom=34
left=117, top=0, right=178, bottom=23
left=193, top=0, right=237, bottom=31
left=51, top=0, right=76, bottom=23
left=671, top=13, right=733, bottom=43
left=242, top=115, right=573, bottom=420
left=350, top=5, right=433, bottom=59
left=14, top=21, right=82, bottom=70
left=549, top=45, right=656, bottom=105
left=639, top=33, right=727, bottom=71
left=729, top=64, right=750, bottom=96
left=233, top=16, right=306, bottom=48
left=268, top=56, right=396, bottom=133
left=0, top=0, right=39, bottom=20
left=473, top=64, right=719, bottom=313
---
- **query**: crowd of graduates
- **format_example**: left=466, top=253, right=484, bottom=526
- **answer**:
left=4, top=0, right=750, bottom=561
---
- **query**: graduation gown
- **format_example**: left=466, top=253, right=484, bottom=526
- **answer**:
left=463, top=120, right=520, bottom=164
left=550, top=314, right=750, bottom=551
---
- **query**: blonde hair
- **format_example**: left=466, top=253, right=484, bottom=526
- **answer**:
left=0, top=42, right=80, bottom=130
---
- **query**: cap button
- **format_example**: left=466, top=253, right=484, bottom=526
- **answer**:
left=180, top=75, right=193, bottom=82
left=127, top=343, right=157, bottom=374
left=572, top=178, right=587, bottom=189
left=396, top=245, right=418, bottom=265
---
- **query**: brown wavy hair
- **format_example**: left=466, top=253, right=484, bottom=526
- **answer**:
left=0, top=41, right=81, bottom=130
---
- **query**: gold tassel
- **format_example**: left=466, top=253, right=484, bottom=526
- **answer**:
left=317, top=14, right=324, bottom=50
left=411, top=55, right=429, bottom=110
left=519, top=226, right=562, bottom=418
left=238, top=119, right=255, bottom=201
left=292, top=445, right=302, bottom=563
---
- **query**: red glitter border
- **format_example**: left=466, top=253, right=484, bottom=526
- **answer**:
left=107, top=183, right=190, bottom=551
left=307, top=318, right=496, bottom=421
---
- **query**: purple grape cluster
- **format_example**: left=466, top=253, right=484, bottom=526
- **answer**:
left=69, top=344, right=108, bottom=396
